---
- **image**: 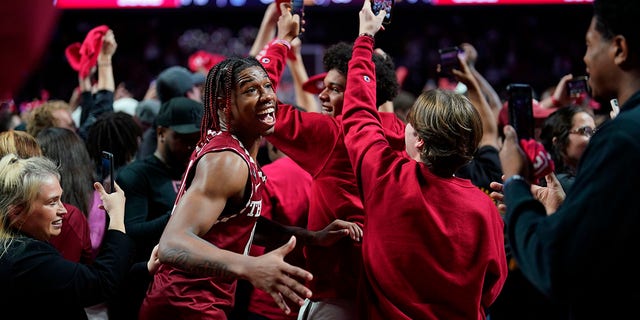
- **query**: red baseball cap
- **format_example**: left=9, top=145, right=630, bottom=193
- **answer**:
left=188, top=50, right=226, bottom=73
left=302, top=72, right=327, bottom=95
left=498, top=99, right=557, bottom=129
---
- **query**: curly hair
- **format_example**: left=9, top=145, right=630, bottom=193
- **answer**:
left=407, top=89, right=482, bottom=177
left=323, top=42, right=399, bottom=110
left=86, top=111, right=142, bottom=174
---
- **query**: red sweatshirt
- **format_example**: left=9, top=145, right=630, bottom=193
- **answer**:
left=248, top=156, right=312, bottom=320
left=260, top=43, right=405, bottom=301
left=341, top=36, right=508, bottom=320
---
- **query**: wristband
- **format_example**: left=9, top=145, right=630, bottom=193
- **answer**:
left=503, top=174, right=527, bottom=190
left=272, top=39, right=292, bottom=51
left=359, top=33, right=375, bottom=40
left=550, top=96, right=560, bottom=108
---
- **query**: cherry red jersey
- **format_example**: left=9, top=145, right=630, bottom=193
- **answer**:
left=248, top=156, right=312, bottom=320
left=140, top=130, right=266, bottom=320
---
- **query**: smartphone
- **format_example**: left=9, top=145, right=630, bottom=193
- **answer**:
left=101, top=151, right=115, bottom=194
left=507, top=83, right=535, bottom=140
left=438, top=46, right=462, bottom=79
left=287, top=0, right=304, bottom=34
left=567, top=76, right=589, bottom=98
left=371, top=0, right=393, bottom=25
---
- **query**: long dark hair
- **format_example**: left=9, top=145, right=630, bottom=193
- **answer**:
left=37, top=127, right=95, bottom=216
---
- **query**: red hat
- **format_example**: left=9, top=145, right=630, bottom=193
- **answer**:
left=498, top=99, right=557, bottom=129
left=188, top=50, right=226, bottom=73
left=520, top=138, right=555, bottom=181
left=302, top=72, right=327, bottom=95
left=65, top=25, right=110, bottom=78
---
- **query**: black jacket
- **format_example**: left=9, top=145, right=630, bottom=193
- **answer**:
left=504, top=90, right=640, bottom=319
left=0, top=230, right=134, bottom=319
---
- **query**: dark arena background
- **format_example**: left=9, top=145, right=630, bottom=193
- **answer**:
left=18, top=0, right=593, bottom=104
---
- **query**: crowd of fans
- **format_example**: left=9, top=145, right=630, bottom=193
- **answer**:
left=2, top=0, right=639, bottom=319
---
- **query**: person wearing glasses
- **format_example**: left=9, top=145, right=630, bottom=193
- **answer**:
left=495, top=0, right=640, bottom=318
left=539, top=105, right=597, bottom=191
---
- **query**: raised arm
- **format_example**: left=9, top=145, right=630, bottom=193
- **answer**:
left=287, top=37, right=320, bottom=112
left=340, top=0, right=392, bottom=172
left=96, top=29, right=116, bottom=92
left=258, top=2, right=300, bottom=90
left=453, top=51, right=499, bottom=148
left=460, top=43, right=503, bottom=121
left=249, top=3, right=279, bottom=57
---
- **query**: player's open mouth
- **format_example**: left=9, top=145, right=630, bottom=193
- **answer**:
left=257, top=107, right=275, bottom=125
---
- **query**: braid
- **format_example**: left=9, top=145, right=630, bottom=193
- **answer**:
left=199, top=56, right=268, bottom=144
left=223, top=63, right=234, bottom=133
left=202, top=62, right=221, bottom=136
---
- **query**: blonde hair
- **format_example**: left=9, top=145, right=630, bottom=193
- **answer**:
left=0, top=130, right=42, bottom=158
left=26, top=100, right=72, bottom=138
left=0, top=154, right=60, bottom=257
left=406, top=89, right=482, bottom=177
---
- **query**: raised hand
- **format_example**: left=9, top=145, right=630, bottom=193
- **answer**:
left=499, top=125, right=529, bottom=179
left=100, top=29, right=117, bottom=59
left=94, top=181, right=126, bottom=232
left=359, top=0, right=386, bottom=36
left=276, top=2, right=300, bottom=43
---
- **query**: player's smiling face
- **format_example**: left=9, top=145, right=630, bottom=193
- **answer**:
left=230, top=66, right=277, bottom=137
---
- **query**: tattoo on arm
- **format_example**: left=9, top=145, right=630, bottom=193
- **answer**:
left=165, top=248, right=234, bottom=280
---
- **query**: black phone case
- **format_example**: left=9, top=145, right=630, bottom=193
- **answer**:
left=101, top=151, right=115, bottom=193
left=507, top=84, right=534, bottom=140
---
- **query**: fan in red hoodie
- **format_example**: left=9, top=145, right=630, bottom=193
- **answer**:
left=338, top=3, right=508, bottom=319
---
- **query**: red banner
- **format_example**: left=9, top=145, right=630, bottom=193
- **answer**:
left=55, top=0, right=180, bottom=9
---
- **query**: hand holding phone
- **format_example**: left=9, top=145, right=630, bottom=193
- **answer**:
left=291, top=0, right=304, bottom=34
left=371, top=0, right=394, bottom=25
left=101, top=151, right=115, bottom=194
left=438, top=46, right=462, bottom=79
left=507, top=83, right=535, bottom=140
left=567, top=76, right=589, bottom=98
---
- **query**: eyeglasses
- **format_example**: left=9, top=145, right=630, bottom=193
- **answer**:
left=569, top=126, right=597, bottom=137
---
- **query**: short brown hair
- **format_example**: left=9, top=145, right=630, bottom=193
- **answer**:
left=26, top=100, right=72, bottom=138
left=407, top=89, right=482, bottom=177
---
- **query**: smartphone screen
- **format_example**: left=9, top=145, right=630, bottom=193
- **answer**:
left=507, top=83, right=535, bottom=140
left=567, top=76, right=589, bottom=98
left=371, top=0, right=393, bottom=25
left=438, top=46, right=461, bottom=79
left=101, top=151, right=114, bottom=194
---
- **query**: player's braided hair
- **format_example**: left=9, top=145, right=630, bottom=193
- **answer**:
left=200, top=56, right=268, bottom=144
